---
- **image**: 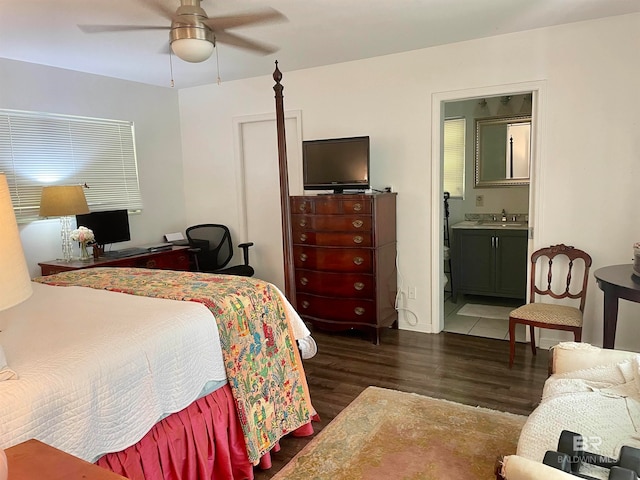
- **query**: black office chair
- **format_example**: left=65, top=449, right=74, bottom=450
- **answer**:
left=185, top=224, right=254, bottom=277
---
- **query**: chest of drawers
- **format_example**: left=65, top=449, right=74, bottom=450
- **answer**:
left=290, top=193, right=397, bottom=344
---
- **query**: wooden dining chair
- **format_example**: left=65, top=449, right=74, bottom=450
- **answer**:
left=508, top=244, right=592, bottom=368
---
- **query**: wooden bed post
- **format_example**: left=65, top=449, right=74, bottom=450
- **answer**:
left=273, top=61, right=297, bottom=308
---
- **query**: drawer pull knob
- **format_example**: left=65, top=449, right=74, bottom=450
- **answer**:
left=299, top=203, right=308, bottom=212
left=352, top=220, right=364, bottom=228
left=300, top=233, right=307, bottom=242
left=353, top=203, right=362, bottom=212
left=300, top=277, right=309, bottom=286
left=353, top=235, right=363, bottom=244
left=301, top=300, right=310, bottom=309
left=145, top=260, right=157, bottom=268
left=354, top=282, right=365, bottom=291
left=354, top=307, right=365, bottom=316
left=353, top=256, right=364, bottom=265
left=299, top=219, right=307, bottom=227
left=300, top=253, right=308, bottom=262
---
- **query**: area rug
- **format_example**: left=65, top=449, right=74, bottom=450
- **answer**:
left=457, top=303, right=515, bottom=320
left=272, top=386, right=526, bottom=480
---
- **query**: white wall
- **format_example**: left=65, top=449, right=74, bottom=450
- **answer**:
left=0, top=59, right=186, bottom=277
left=179, top=13, right=640, bottom=351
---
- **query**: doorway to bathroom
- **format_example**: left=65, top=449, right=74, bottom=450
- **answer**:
left=430, top=82, right=546, bottom=341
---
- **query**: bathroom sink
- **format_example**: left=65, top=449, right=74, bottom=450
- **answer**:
left=480, top=221, right=524, bottom=227
left=452, top=220, right=527, bottom=229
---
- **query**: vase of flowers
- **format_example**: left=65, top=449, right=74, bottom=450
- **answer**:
left=70, top=226, right=95, bottom=261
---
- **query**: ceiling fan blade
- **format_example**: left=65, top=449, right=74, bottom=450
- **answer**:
left=137, top=0, right=176, bottom=21
left=79, top=24, right=170, bottom=33
left=214, top=31, right=278, bottom=55
left=201, top=8, right=287, bottom=31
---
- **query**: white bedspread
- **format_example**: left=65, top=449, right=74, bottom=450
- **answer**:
left=0, top=281, right=310, bottom=462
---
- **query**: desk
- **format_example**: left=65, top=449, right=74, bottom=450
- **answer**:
left=38, top=246, right=190, bottom=276
left=594, top=264, right=640, bottom=349
left=5, top=439, right=127, bottom=480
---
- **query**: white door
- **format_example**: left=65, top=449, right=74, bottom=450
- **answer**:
left=234, top=112, right=302, bottom=291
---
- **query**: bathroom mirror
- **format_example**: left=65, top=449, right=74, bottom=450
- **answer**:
left=475, top=115, right=531, bottom=187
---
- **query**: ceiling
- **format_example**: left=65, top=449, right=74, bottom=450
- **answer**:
left=1, top=0, right=638, bottom=89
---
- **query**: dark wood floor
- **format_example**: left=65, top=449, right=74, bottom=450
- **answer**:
left=254, top=327, right=550, bottom=479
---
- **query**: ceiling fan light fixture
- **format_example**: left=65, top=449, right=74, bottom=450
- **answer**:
left=170, top=21, right=215, bottom=63
left=171, top=38, right=214, bottom=62
left=78, top=0, right=284, bottom=66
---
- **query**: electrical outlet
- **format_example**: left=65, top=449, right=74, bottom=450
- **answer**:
left=408, top=286, right=417, bottom=300
left=476, top=195, right=484, bottom=207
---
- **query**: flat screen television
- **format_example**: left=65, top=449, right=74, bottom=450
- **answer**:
left=75, top=209, right=131, bottom=247
left=303, top=136, right=370, bottom=193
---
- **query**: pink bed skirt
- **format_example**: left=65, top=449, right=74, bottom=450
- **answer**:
left=96, top=384, right=315, bottom=480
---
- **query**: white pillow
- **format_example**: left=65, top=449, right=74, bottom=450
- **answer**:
left=552, top=342, right=638, bottom=374
left=0, top=345, right=17, bottom=381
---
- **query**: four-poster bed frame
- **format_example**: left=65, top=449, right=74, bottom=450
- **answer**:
left=0, top=64, right=316, bottom=480
left=272, top=61, right=297, bottom=308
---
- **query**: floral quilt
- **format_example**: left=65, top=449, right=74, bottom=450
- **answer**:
left=35, top=267, right=313, bottom=464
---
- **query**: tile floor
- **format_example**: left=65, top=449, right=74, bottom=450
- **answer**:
left=444, top=294, right=527, bottom=341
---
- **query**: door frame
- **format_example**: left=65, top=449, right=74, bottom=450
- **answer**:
left=430, top=81, right=547, bottom=334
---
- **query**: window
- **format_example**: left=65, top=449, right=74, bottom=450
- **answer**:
left=0, top=109, right=142, bottom=223
left=443, top=117, right=465, bottom=198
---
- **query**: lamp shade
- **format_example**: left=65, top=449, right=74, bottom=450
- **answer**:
left=0, top=174, right=33, bottom=311
left=39, top=185, right=89, bottom=217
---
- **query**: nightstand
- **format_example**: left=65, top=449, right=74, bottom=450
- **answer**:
left=5, top=439, right=127, bottom=480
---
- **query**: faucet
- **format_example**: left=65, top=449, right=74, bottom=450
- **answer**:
left=501, top=209, right=507, bottom=222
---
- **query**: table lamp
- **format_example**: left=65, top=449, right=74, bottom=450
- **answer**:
left=39, top=185, right=89, bottom=262
left=0, top=173, right=34, bottom=480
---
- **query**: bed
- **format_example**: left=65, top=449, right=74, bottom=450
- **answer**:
left=0, top=63, right=304, bottom=480
left=0, top=267, right=317, bottom=480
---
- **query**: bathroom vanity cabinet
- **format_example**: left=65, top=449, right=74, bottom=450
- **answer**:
left=453, top=227, right=527, bottom=301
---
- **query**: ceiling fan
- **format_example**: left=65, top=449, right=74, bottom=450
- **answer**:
left=79, top=0, right=286, bottom=63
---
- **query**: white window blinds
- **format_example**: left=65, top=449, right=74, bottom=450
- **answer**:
left=443, top=117, right=465, bottom=198
left=0, top=109, right=142, bottom=222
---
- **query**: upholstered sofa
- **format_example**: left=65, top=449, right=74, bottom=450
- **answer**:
left=498, top=342, right=640, bottom=479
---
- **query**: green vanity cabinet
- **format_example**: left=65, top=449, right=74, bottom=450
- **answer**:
left=453, top=227, right=527, bottom=301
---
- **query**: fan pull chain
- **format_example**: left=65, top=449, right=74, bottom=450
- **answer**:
left=169, top=48, right=175, bottom=88
left=214, top=37, right=221, bottom=85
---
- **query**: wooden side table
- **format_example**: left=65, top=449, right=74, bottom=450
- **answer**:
left=5, top=439, right=127, bottom=480
left=594, top=264, right=640, bottom=349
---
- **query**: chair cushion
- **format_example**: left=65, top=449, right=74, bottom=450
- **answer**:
left=510, top=303, right=583, bottom=327
left=219, top=264, right=255, bottom=277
